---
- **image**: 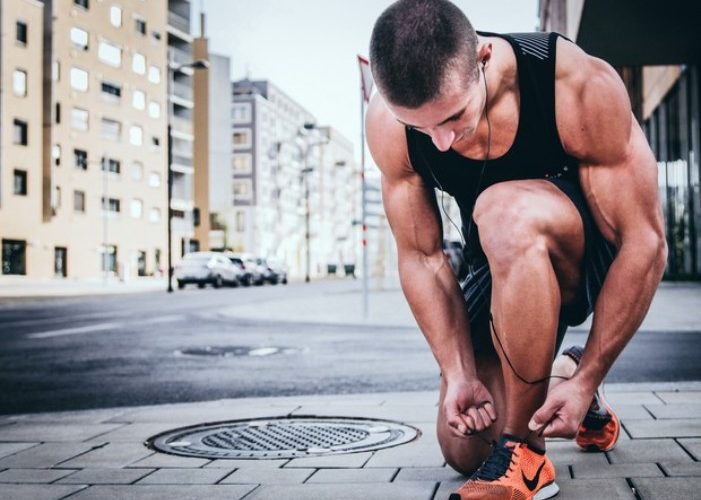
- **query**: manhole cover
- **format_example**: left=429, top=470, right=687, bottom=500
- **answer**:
left=147, top=417, right=420, bottom=459
left=175, top=346, right=302, bottom=357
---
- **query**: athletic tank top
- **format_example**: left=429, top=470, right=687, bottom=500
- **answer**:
left=405, top=31, right=578, bottom=261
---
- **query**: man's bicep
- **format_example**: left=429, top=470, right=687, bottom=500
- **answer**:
left=381, top=172, right=444, bottom=258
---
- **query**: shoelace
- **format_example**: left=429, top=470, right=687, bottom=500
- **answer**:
left=472, top=440, right=517, bottom=481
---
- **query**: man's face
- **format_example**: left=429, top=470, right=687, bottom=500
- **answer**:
left=386, top=68, right=483, bottom=153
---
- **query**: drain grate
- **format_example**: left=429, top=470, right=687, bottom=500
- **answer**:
left=147, top=417, right=420, bottom=459
left=175, top=346, right=303, bottom=357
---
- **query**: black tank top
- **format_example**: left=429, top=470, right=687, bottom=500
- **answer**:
left=406, top=31, right=578, bottom=257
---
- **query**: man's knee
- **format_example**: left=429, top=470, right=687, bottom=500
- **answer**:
left=437, top=421, right=490, bottom=475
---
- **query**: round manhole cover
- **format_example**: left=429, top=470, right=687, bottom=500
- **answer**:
left=175, top=346, right=303, bottom=357
left=147, top=417, right=420, bottom=459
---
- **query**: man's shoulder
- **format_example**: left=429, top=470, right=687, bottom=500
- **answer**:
left=366, top=94, right=413, bottom=180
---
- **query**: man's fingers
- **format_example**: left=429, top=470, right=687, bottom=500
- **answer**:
left=477, top=406, right=494, bottom=428
left=480, top=401, right=497, bottom=422
left=528, top=399, right=560, bottom=432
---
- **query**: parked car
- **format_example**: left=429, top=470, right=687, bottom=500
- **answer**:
left=225, top=253, right=252, bottom=286
left=443, top=240, right=468, bottom=281
left=227, top=253, right=265, bottom=285
left=174, top=252, right=242, bottom=289
left=259, top=257, right=288, bottom=284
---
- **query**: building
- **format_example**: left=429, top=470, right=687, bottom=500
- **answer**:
left=539, top=0, right=701, bottom=278
left=1, top=0, right=170, bottom=280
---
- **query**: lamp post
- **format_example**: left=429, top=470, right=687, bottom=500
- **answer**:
left=167, top=58, right=209, bottom=293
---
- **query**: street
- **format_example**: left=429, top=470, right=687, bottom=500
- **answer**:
left=1, top=281, right=699, bottom=415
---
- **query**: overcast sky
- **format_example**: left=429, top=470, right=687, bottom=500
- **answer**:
left=195, top=0, right=539, bottom=161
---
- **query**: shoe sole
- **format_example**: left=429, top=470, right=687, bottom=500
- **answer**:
left=447, top=481, right=560, bottom=500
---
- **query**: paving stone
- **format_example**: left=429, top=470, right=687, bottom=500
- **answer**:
left=0, top=443, right=98, bottom=468
left=245, top=481, right=437, bottom=500
left=59, top=443, right=154, bottom=468
left=678, top=438, right=701, bottom=460
left=206, top=458, right=288, bottom=469
left=364, top=426, right=444, bottom=468
left=380, top=392, right=438, bottom=406
left=0, top=484, right=87, bottom=500
left=555, top=477, right=635, bottom=499
left=544, top=441, right=611, bottom=467
left=221, top=467, right=314, bottom=484
left=284, top=451, right=372, bottom=469
left=655, top=391, right=701, bottom=404
left=0, top=442, right=39, bottom=459
left=623, top=419, right=701, bottom=438
left=612, top=404, right=655, bottom=420
left=572, top=462, right=663, bottom=479
left=394, top=466, right=463, bottom=482
left=0, top=423, right=122, bottom=442
left=109, top=406, right=297, bottom=424
left=85, top=423, right=178, bottom=443
left=56, top=468, right=155, bottom=484
left=433, top=477, right=466, bottom=499
left=8, top=408, right=125, bottom=424
left=307, top=467, right=397, bottom=483
left=136, top=467, right=232, bottom=484
left=604, top=391, right=663, bottom=406
left=67, top=484, right=257, bottom=499
left=0, top=468, right=77, bottom=483
left=631, top=477, right=701, bottom=499
left=645, top=403, right=701, bottom=419
left=607, top=438, right=693, bottom=464
left=129, top=452, right=211, bottom=468
left=290, top=404, right=438, bottom=423
left=660, top=462, right=701, bottom=477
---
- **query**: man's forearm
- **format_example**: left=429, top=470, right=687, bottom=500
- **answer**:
left=573, top=239, right=666, bottom=392
left=399, top=251, right=477, bottom=382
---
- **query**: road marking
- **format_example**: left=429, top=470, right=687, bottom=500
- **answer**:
left=26, top=315, right=184, bottom=339
left=27, top=322, right=121, bottom=339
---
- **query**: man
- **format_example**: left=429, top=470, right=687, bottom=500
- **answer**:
left=365, top=1, right=667, bottom=499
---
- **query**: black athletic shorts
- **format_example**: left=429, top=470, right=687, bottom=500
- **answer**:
left=459, top=177, right=617, bottom=353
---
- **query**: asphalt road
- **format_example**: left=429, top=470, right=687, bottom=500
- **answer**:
left=1, top=282, right=699, bottom=415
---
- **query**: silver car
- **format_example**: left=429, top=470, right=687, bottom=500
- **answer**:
left=175, top=252, right=241, bottom=289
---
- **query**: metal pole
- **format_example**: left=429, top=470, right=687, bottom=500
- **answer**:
left=360, top=93, right=368, bottom=319
left=304, top=151, right=311, bottom=283
left=102, top=157, right=108, bottom=284
left=167, top=123, right=173, bottom=293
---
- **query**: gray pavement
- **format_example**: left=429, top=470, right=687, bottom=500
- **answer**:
left=0, top=279, right=699, bottom=498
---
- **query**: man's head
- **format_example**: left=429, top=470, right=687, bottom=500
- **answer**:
left=369, top=0, right=479, bottom=109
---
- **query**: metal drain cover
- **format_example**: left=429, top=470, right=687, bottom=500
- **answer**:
left=147, top=417, right=420, bottom=459
left=175, top=346, right=302, bottom=357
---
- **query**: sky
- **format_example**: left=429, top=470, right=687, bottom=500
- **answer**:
left=194, top=0, right=539, bottom=162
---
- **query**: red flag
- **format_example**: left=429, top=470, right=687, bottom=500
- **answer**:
left=357, top=55, right=374, bottom=103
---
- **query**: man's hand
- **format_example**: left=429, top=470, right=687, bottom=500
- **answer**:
left=443, top=378, right=497, bottom=437
left=528, top=378, right=592, bottom=438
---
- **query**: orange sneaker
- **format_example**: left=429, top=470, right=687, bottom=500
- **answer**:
left=449, top=435, right=559, bottom=500
left=562, top=345, right=621, bottom=452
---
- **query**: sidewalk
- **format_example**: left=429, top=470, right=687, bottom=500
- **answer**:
left=0, top=276, right=167, bottom=300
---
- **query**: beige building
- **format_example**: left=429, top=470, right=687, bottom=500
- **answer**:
left=1, top=0, right=171, bottom=280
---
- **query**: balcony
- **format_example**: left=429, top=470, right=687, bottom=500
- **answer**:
left=168, top=47, right=191, bottom=68
left=168, top=11, right=190, bottom=34
left=172, top=81, right=193, bottom=101
left=170, top=115, right=192, bottom=136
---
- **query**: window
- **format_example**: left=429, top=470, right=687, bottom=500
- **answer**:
left=13, top=119, right=28, bottom=145
left=101, top=197, right=120, bottom=213
left=12, top=70, right=27, bottom=96
left=55, top=102, right=61, bottom=124
left=101, top=245, right=117, bottom=274
left=101, top=117, right=121, bottom=141
left=232, top=103, right=252, bottom=123
left=233, top=180, right=252, bottom=199
left=70, top=27, right=88, bottom=51
left=52, top=186, right=61, bottom=211
left=130, top=199, right=143, bottom=218
left=148, top=172, right=161, bottom=187
left=236, top=211, right=246, bottom=232
left=16, top=21, right=27, bottom=45
left=109, top=6, right=122, bottom=27
left=101, top=81, right=121, bottom=101
left=74, top=0, right=89, bottom=9
left=151, top=136, right=160, bottom=148
left=55, top=247, right=67, bottom=278
left=233, top=129, right=251, bottom=148
left=132, top=89, right=145, bottom=110
left=149, top=208, right=161, bottom=223
left=52, top=60, right=60, bottom=82
left=147, top=65, right=160, bottom=84
left=74, top=149, right=88, bottom=170
left=129, top=125, right=143, bottom=146
left=70, top=67, right=88, bottom=92
left=71, top=107, right=89, bottom=131
left=2, top=240, right=26, bottom=275
left=132, top=53, right=146, bottom=75
left=98, top=40, right=121, bottom=67
left=131, top=161, right=144, bottom=180
left=137, top=250, right=146, bottom=276
left=101, top=156, right=120, bottom=174
left=53, top=144, right=61, bottom=167
left=73, top=190, right=86, bottom=212
left=13, top=170, right=27, bottom=195
left=148, top=101, right=160, bottom=118
left=232, top=154, right=252, bottom=173
left=134, top=18, right=146, bottom=35
left=152, top=31, right=161, bottom=42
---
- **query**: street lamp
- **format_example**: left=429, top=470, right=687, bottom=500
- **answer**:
left=270, top=123, right=328, bottom=283
left=167, top=58, right=209, bottom=293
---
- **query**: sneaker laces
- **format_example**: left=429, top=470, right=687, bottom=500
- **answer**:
left=472, top=436, right=518, bottom=481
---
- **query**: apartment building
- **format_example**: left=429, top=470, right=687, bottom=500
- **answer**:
left=539, top=0, right=700, bottom=278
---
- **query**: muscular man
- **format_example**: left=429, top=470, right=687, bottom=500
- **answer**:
left=366, top=1, right=667, bottom=498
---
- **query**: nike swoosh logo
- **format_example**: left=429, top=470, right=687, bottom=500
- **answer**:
left=522, top=461, right=545, bottom=491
